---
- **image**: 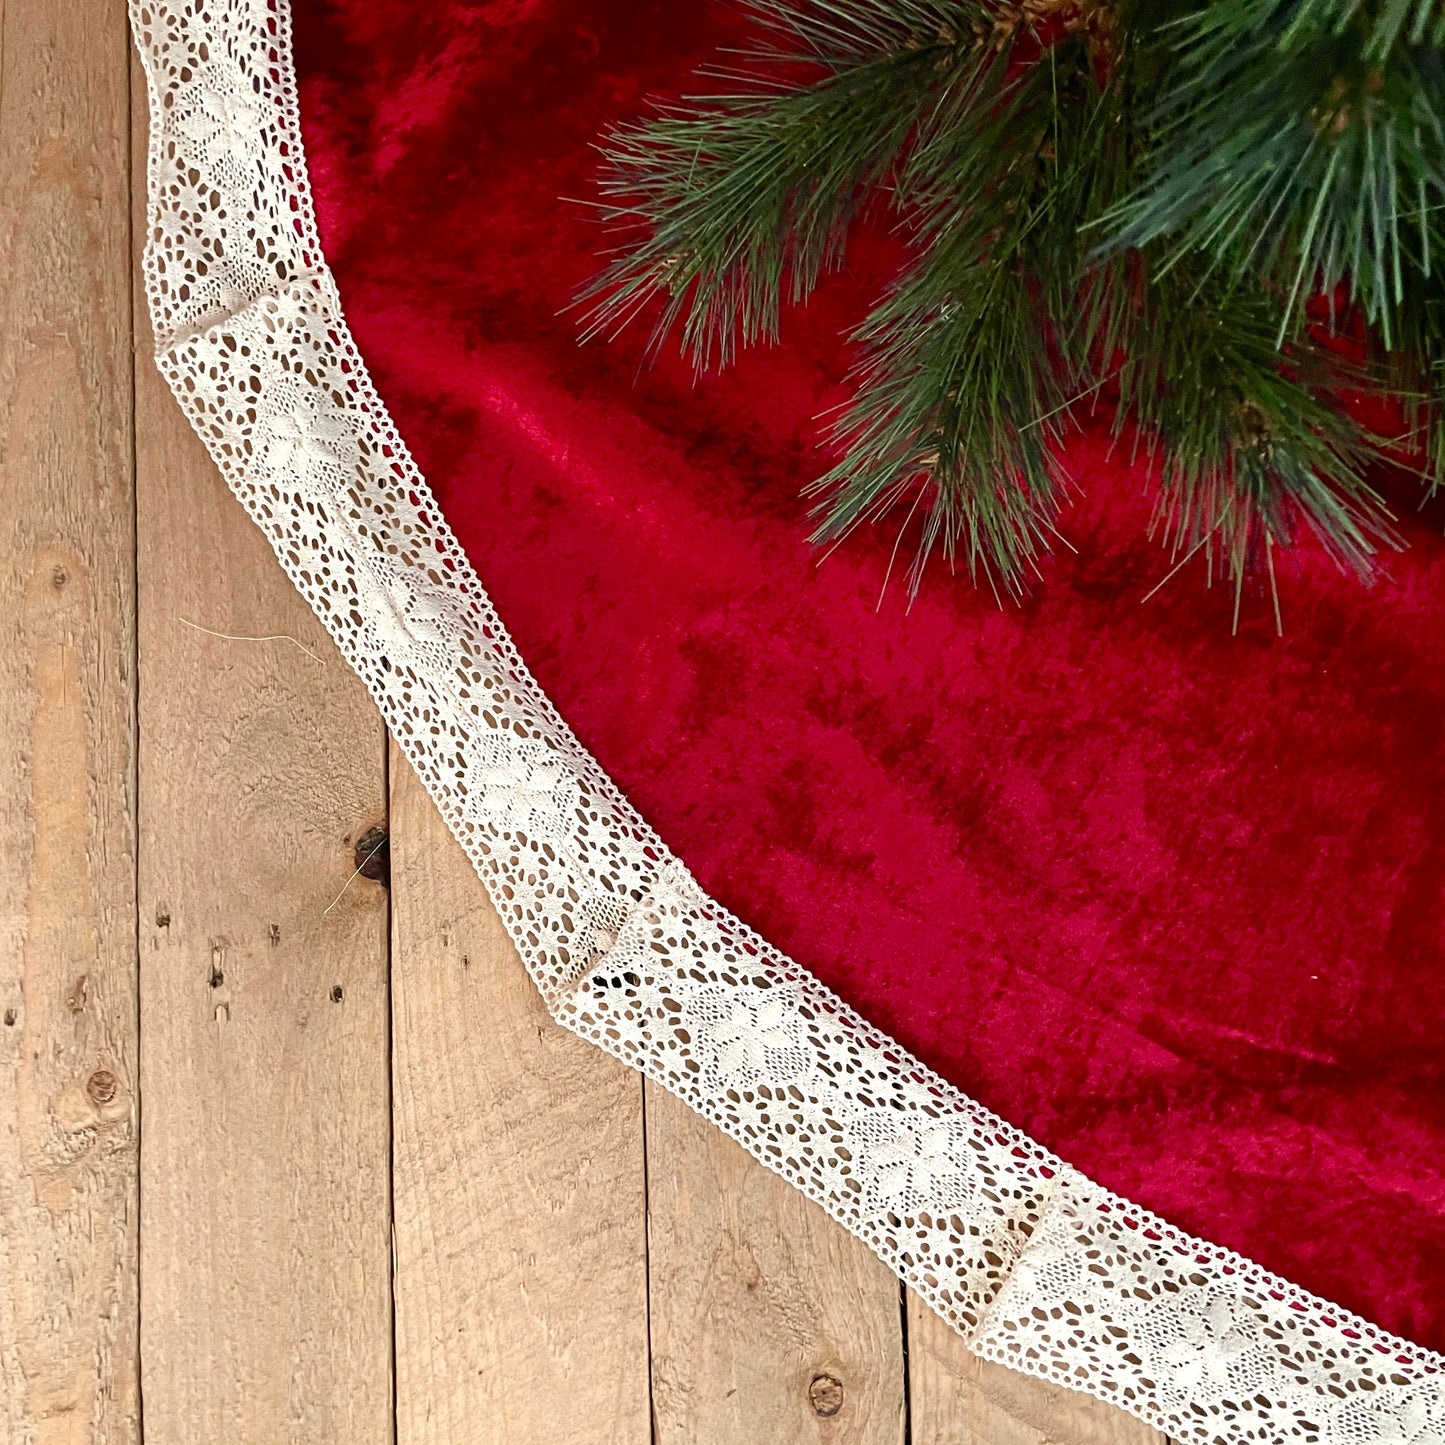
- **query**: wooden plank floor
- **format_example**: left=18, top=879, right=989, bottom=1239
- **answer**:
left=1, top=4, right=1173, bottom=1440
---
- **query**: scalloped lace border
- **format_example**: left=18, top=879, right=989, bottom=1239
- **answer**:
left=128, top=2, right=1445, bottom=1439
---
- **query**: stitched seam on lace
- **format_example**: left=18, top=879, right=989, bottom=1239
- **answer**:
left=129, top=5, right=1445, bottom=1442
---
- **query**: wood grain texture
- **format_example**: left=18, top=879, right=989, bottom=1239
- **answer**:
left=132, top=104, right=394, bottom=1431
left=646, top=1084, right=906, bottom=1445
left=907, top=1293, right=1170, bottom=1445
left=388, top=747, right=650, bottom=1445
left=0, top=0, right=140, bottom=1439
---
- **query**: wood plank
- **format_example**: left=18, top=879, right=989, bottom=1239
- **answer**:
left=906, top=1293, right=1169, bottom=1445
left=0, top=0, right=140, bottom=1438
left=132, top=72, right=394, bottom=1432
left=646, top=1086, right=906, bottom=1445
left=388, top=747, right=650, bottom=1444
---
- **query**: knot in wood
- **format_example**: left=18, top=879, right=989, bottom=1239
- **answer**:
left=86, top=1069, right=118, bottom=1106
left=808, top=1373, right=844, bottom=1417
left=353, top=826, right=391, bottom=889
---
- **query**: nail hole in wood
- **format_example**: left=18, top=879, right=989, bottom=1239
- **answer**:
left=3, top=1009, right=15, bottom=1027
left=330, top=985, right=344, bottom=1003
left=808, top=1374, right=844, bottom=1418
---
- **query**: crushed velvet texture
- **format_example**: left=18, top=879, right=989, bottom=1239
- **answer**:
left=292, top=0, right=1445, bottom=1349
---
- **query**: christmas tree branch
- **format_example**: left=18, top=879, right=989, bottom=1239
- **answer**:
left=810, top=38, right=1117, bottom=595
left=1113, top=262, right=1398, bottom=593
left=1096, top=0, right=1445, bottom=350
left=577, top=4, right=1007, bottom=368
left=578, top=0, right=1445, bottom=608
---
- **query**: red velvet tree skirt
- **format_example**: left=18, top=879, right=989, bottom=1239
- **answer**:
left=292, top=0, right=1445, bottom=1349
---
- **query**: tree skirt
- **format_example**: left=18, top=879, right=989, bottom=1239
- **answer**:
left=133, top=0, right=1445, bottom=1439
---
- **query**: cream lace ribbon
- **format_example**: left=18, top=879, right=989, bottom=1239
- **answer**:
left=130, top=2, right=1445, bottom=1439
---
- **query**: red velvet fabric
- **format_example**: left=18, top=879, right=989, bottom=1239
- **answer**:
left=292, top=0, right=1445, bottom=1349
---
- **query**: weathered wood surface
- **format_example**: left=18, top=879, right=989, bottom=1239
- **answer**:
left=0, top=1, right=140, bottom=1439
left=388, top=748, right=649, bottom=1445
left=0, top=9, right=1175, bottom=1440
left=907, top=1297, right=1167, bottom=1445
left=133, top=250, right=393, bottom=1439
left=645, top=1085, right=907, bottom=1445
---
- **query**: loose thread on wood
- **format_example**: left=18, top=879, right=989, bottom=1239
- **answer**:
left=323, top=833, right=390, bottom=916
left=177, top=615, right=325, bottom=663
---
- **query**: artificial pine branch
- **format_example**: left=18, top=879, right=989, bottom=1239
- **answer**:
left=810, top=35, right=1117, bottom=596
left=577, top=4, right=976, bottom=366
left=1110, top=260, right=1395, bottom=608
left=580, top=0, right=1445, bottom=610
left=1096, top=0, right=1445, bottom=350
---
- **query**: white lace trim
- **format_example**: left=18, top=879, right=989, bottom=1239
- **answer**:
left=130, top=2, right=1445, bottom=1438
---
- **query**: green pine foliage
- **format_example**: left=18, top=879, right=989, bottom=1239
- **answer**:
left=578, top=0, right=1445, bottom=614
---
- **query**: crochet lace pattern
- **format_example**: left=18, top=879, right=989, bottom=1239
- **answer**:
left=130, top=3, right=1445, bottom=1440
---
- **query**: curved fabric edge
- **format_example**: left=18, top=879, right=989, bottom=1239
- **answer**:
left=128, top=2, right=1445, bottom=1440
